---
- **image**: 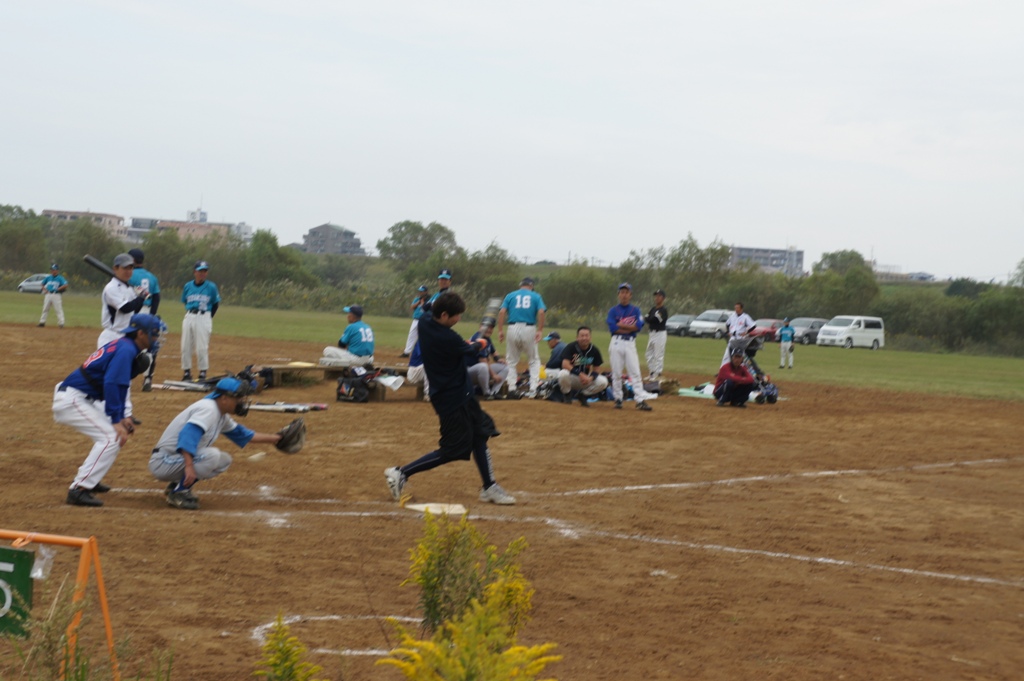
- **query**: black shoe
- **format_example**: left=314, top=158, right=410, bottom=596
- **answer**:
left=578, top=393, right=590, bottom=408
left=182, top=371, right=192, bottom=382
left=733, top=402, right=747, bottom=408
left=614, top=400, right=623, bottom=409
left=635, top=401, right=652, bottom=412
left=198, top=371, right=207, bottom=381
left=92, top=482, right=111, bottom=493
left=131, top=416, right=142, bottom=426
left=142, top=377, right=153, bottom=392
left=67, top=487, right=103, bottom=507
left=398, top=353, right=410, bottom=358
left=716, top=399, right=728, bottom=407
left=37, top=323, right=45, bottom=327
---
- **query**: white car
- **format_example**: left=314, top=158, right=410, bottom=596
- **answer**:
left=688, top=309, right=731, bottom=339
left=17, top=274, right=47, bottom=293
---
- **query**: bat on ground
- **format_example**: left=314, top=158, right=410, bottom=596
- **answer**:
left=160, top=380, right=212, bottom=391
left=150, top=383, right=209, bottom=392
left=250, top=402, right=329, bottom=413
left=83, top=254, right=116, bottom=279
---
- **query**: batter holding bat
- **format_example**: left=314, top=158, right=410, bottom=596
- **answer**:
left=384, top=291, right=515, bottom=505
left=99, top=253, right=148, bottom=348
left=607, top=283, right=654, bottom=411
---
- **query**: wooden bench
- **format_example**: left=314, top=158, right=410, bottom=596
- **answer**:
left=259, top=363, right=422, bottom=401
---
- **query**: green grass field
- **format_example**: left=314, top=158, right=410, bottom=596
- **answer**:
left=4, top=291, right=1022, bottom=400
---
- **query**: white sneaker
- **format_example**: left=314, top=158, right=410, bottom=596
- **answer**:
left=384, top=467, right=406, bottom=501
left=479, top=483, right=516, bottom=505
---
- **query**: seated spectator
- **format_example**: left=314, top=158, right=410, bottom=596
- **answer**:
left=469, top=325, right=509, bottom=398
left=320, top=304, right=375, bottom=367
left=713, top=348, right=755, bottom=407
left=543, top=331, right=567, bottom=380
left=558, top=326, right=610, bottom=407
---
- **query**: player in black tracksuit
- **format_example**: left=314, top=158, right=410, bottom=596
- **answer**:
left=384, top=292, right=516, bottom=505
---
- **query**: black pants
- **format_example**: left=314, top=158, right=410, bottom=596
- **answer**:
left=714, top=379, right=754, bottom=406
left=402, top=399, right=500, bottom=488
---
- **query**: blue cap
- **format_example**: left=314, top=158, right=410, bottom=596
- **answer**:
left=208, top=377, right=252, bottom=399
left=50, top=263, right=59, bottom=270
left=543, top=332, right=560, bottom=341
left=617, top=282, right=632, bottom=291
left=117, top=313, right=165, bottom=337
left=437, top=268, right=452, bottom=279
left=417, top=285, right=428, bottom=292
left=344, top=304, right=364, bottom=317
left=194, top=260, right=210, bottom=271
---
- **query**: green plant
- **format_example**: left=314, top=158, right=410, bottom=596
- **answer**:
left=379, top=578, right=561, bottom=681
left=405, top=513, right=530, bottom=635
left=253, top=614, right=326, bottom=681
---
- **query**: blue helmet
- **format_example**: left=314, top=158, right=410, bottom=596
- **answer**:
left=209, top=377, right=254, bottom=399
left=120, top=314, right=167, bottom=351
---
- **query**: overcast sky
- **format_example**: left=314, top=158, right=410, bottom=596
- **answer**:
left=3, top=1, right=1022, bottom=282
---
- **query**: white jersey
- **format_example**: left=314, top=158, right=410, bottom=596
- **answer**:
left=153, top=399, right=238, bottom=454
left=101, top=278, right=138, bottom=332
left=726, top=311, right=755, bottom=338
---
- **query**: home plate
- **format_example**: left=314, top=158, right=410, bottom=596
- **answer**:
left=405, top=503, right=467, bottom=515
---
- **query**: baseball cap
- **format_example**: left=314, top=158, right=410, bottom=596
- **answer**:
left=208, top=377, right=252, bottom=400
left=50, top=263, right=59, bottom=270
left=118, top=313, right=166, bottom=337
left=344, top=304, right=364, bottom=317
left=654, top=288, right=666, bottom=296
left=543, top=332, right=560, bottom=341
left=194, top=260, right=210, bottom=271
left=437, top=268, right=452, bottom=279
left=128, top=248, right=145, bottom=264
left=417, top=285, right=428, bottom=292
left=784, top=317, right=790, bottom=322
left=521, top=277, right=535, bottom=286
left=617, top=282, right=632, bottom=291
left=730, top=346, right=746, bottom=357
left=113, top=253, right=134, bottom=268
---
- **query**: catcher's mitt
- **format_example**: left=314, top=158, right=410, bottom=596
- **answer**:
left=275, top=417, right=306, bottom=454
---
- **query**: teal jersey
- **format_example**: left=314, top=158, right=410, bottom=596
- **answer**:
left=340, top=321, right=375, bottom=356
left=501, top=288, right=546, bottom=324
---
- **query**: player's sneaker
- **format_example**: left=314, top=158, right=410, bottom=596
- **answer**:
left=92, top=482, right=111, bottom=493
left=384, top=467, right=406, bottom=501
left=614, top=400, right=623, bottom=409
left=479, top=483, right=516, bottom=505
left=635, top=401, right=653, bottom=412
left=182, top=370, right=192, bottom=382
left=164, top=482, right=176, bottom=497
left=577, top=393, right=590, bottom=408
left=167, top=490, right=199, bottom=510
left=142, top=377, right=153, bottom=392
left=198, top=371, right=207, bottom=381
left=66, top=487, right=103, bottom=507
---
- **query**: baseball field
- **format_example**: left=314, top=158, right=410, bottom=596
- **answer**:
left=2, top=302, right=1023, bottom=679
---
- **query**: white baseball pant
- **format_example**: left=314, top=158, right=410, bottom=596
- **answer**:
left=780, top=341, right=794, bottom=368
left=558, top=372, right=609, bottom=397
left=53, top=384, right=124, bottom=490
left=504, top=324, right=541, bottom=393
left=149, top=446, right=232, bottom=483
left=40, top=293, right=65, bottom=326
left=608, top=336, right=654, bottom=403
left=403, top=319, right=419, bottom=355
left=645, top=330, right=667, bottom=378
left=320, top=346, right=374, bottom=367
left=181, top=312, right=213, bottom=372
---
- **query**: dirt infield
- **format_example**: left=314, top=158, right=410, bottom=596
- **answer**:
left=2, top=324, right=1022, bottom=680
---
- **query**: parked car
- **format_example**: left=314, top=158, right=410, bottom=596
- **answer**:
left=776, top=317, right=828, bottom=345
left=748, top=319, right=784, bottom=342
left=665, top=313, right=697, bottom=336
left=17, top=274, right=47, bottom=293
left=817, top=316, right=885, bottom=350
left=688, top=309, right=731, bottom=339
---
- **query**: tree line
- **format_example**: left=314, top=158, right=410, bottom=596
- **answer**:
left=3, top=205, right=1022, bottom=355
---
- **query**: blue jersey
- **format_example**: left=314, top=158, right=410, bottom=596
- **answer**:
left=607, top=304, right=645, bottom=339
left=501, top=288, right=546, bottom=324
left=129, top=267, right=160, bottom=307
left=411, top=296, right=426, bottom=320
left=778, top=326, right=795, bottom=342
left=182, top=279, right=220, bottom=313
left=340, top=321, right=375, bottom=356
left=60, top=337, right=140, bottom=423
left=42, top=274, right=68, bottom=293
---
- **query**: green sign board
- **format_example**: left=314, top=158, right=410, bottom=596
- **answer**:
left=0, top=546, right=34, bottom=637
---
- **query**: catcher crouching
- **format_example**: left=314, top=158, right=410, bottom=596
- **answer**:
left=148, top=377, right=306, bottom=510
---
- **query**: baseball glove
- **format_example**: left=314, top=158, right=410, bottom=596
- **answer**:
left=275, top=417, right=306, bottom=454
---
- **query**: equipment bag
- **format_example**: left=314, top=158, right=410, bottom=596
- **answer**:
left=336, top=377, right=370, bottom=403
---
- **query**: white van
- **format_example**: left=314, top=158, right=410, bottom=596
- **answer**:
left=816, top=316, right=885, bottom=350
left=688, top=309, right=732, bottom=339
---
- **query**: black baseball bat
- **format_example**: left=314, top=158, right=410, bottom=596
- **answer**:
left=83, top=254, right=116, bottom=279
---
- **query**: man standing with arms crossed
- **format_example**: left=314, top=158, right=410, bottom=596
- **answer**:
left=497, top=277, right=546, bottom=398
left=644, top=288, right=668, bottom=381
left=778, top=317, right=795, bottom=369
left=38, top=263, right=68, bottom=328
left=181, top=260, right=221, bottom=382
left=607, top=283, right=654, bottom=411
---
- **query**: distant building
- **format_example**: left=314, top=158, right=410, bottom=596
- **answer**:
left=301, top=223, right=367, bottom=256
left=43, top=209, right=127, bottom=240
left=729, top=246, right=804, bottom=276
left=155, top=219, right=231, bottom=240
left=125, top=210, right=254, bottom=245
left=907, top=272, right=935, bottom=282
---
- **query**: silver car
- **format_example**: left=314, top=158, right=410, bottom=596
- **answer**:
left=775, top=317, right=828, bottom=345
left=17, top=274, right=47, bottom=293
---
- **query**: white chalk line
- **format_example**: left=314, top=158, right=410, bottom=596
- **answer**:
left=251, top=614, right=419, bottom=657
left=536, top=456, right=1024, bottom=497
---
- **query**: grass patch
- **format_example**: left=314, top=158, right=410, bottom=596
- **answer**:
left=3, top=291, right=1022, bottom=401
